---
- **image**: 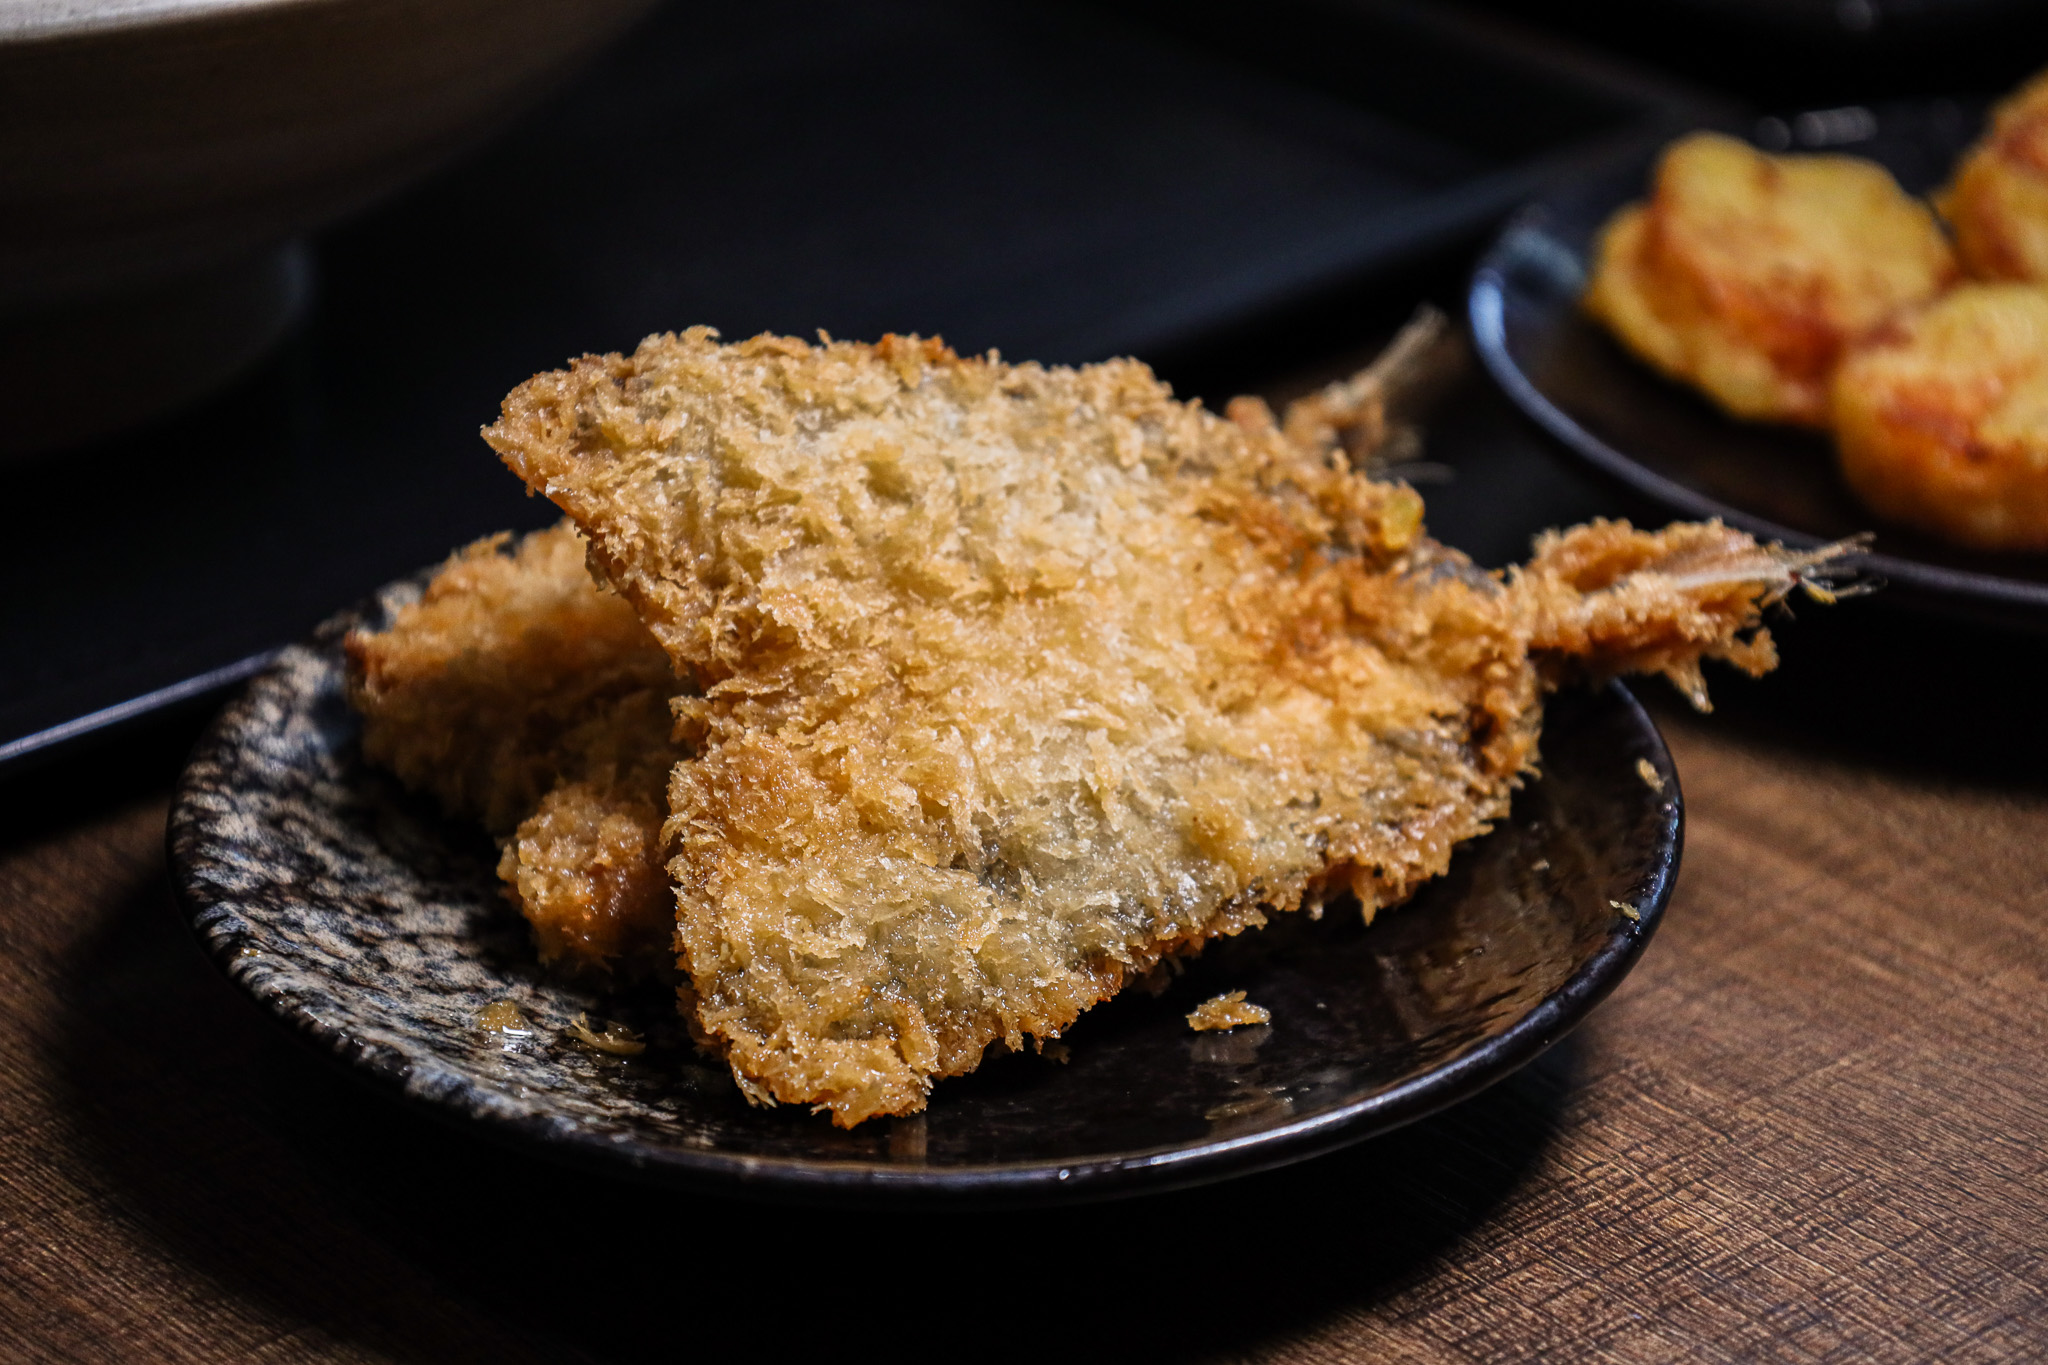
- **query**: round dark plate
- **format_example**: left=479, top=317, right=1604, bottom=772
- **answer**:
left=1470, top=98, right=2048, bottom=629
left=167, top=578, right=1680, bottom=1207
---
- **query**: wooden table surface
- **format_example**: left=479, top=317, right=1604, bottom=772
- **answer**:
left=5, top=380, right=2047, bottom=1361
left=5, top=620, right=2043, bottom=1364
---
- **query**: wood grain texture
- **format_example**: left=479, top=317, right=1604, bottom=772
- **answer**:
left=2, top=679, right=2043, bottom=1363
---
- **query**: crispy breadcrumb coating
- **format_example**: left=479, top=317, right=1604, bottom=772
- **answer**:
left=1832, top=283, right=2048, bottom=551
left=485, top=326, right=1842, bottom=1125
left=1939, top=70, right=2048, bottom=284
left=1509, top=516, right=1826, bottom=709
left=345, top=523, right=684, bottom=974
left=345, top=523, right=674, bottom=829
left=1585, top=132, right=1957, bottom=426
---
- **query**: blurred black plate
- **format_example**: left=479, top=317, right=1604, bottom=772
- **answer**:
left=1468, top=98, right=2048, bottom=628
left=167, top=581, right=1679, bottom=1207
left=1525, top=0, right=2029, bottom=39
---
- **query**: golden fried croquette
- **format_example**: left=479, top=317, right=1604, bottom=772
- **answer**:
left=1832, top=283, right=2048, bottom=551
left=1939, top=70, right=2048, bottom=283
left=486, top=326, right=1843, bottom=1125
left=1585, top=132, right=1958, bottom=426
left=345, top=523, right=685, bottom=974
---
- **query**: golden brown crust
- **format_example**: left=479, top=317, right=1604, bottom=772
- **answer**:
left=486, top=329, right=1522, bottom=1123
left=496, top=751, right=675, bottom=976
left=1831, top=283, right=2048, bottom=552
left=1515, top=518, right=1795, bottom=701
left=485, top=327, right=1816, bottom=1125
left=1939, top=70, right=2048, bottom=283
left=1584, top=204, right=1692, bottom=386
left=1585, top=133, right=1957, bottom=426
left=345, top=523, right=685, bottom=975
left=345, top=522, right=678, bottom=830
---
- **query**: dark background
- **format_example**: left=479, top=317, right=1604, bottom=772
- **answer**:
left=8, top=0, right=2048, bottom=804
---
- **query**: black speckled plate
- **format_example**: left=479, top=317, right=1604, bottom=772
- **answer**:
left=168, top=577, right=1680, bottom=1207
left=1470, top=99, right=2048, bottom=630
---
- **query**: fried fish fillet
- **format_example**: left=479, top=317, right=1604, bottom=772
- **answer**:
left=484, top=326, right=1840, bottom=1125
left=1939, top=69, right=2048, bottom=284
left=1832, top=283, right=2048, bottom=551
left=1585, top=132, right=1957, bottom=426
left=345, top=523, right=684, bottom=974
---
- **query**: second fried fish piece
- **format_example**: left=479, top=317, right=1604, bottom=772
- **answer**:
left=346, top=522, right=685, bottom=974
left=488, top=328, right=1835, bottom=1125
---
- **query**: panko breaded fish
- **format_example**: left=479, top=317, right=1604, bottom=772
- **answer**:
left=1833, top=283, right=2048, bottom=551
left=1585, top=132, right=1957, bottom=426
left=345, top=523, right=685, bottom=975
left=485, top=325, right=1847, bottom=1126
left=1939, top=69, right=2048, bottom=284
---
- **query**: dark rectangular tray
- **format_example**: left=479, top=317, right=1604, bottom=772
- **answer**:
left=0, top=0, right=1711, bottom=774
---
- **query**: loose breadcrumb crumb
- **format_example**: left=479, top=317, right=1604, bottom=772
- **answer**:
left=1205, top=1092, right=1292, bottom=1122
left=1187, top=990, right=1272, bottom=1031
left=1636, top=757, right=1665, bottom=792
left=475, top=999, right=534, bottom=1035
left=565, top=1013, right=647, bottom=1055
left=1611, top=899, right=1642, bottom=922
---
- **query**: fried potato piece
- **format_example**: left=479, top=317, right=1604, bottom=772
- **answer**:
left=1832, top=283, right=2048, bottom=551
left=485, top=327, right=1840, bottom=1125
left=1585, top=132, right=1958, bottom=426
left=345, top=523, right=685, bottom=974
left=1938, top=70, right=2048, bottom=283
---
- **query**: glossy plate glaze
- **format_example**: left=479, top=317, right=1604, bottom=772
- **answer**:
left=1470, top=100, right=2048, bottom=629
left=168, top=577, right=1680, bottom=1207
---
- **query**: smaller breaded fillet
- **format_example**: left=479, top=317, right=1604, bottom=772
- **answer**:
left=345, top=523, right=685, bottom=973
left=1939, top=70, right=2048, bottom=283
left=1585, top=132, right=1957, bottom=426
left=1832, top=284, right=2048, bottom=551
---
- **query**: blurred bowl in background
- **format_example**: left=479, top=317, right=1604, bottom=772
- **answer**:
left=0, top=0, right=658, bottom=456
